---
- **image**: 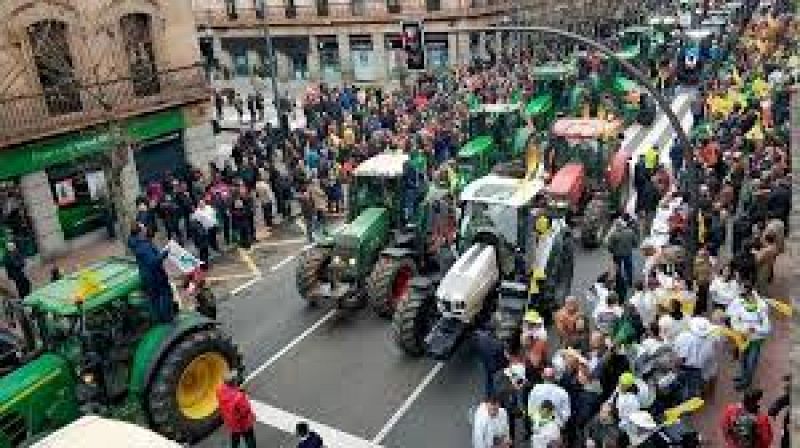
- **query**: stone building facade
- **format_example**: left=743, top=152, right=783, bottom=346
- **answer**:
left=0, top=0, right=213, bottom=258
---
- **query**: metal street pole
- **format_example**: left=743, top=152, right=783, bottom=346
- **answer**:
left=260, top=3, right=282, bottom=128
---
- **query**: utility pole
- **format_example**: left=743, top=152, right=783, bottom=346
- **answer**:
left=260, top=2, right=284, bottom=131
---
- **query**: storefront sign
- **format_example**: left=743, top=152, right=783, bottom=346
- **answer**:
left=0, top=108, right=185, bottom=180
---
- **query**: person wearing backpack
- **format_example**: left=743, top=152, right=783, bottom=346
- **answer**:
left=721, top=388, right=773, bottom=448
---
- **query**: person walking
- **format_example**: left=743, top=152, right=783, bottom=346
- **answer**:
left=605, top=217, right=637, bottom=294
left=472, top=394, right=512, bottom=448
left=217, top=372, right=257, bottom=448
left=255, top=168, right=275, bottom=229
left=3, top=242, right=30, bottom=300
left=726, top=283, right=771, bottom=391
left=247, top=93, right=257, bottom=127
left=295, top=421, right=323, bottom=448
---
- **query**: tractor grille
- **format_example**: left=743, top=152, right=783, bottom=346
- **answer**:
left=0, top=411, right=26, bottom=447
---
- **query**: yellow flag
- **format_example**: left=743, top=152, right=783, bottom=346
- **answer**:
left=74, top=270, right=104, bottom=303
left=766, top=298, right=793, bottom=317
left=664, top=397, right=704, bottom=425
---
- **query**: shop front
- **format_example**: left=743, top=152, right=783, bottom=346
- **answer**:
left=318, top=37, right=341, bottom=83
left=351, top=37, right=377, bottom=82
left=424, top=34, right=449, bottom=69
left=0, top=108, right=187, bottom=254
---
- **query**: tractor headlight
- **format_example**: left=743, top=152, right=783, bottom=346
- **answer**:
left=333, top=255, right=342, bottom=265
left=348, top=258, right=357, bottom=266
left=82, top=372, right=95, bottom=384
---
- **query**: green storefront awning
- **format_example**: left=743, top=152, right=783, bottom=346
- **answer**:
left=0, top=108, right=185, bottom=180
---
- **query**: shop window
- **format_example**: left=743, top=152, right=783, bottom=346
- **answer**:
left=47, top=159, right=110, bottom=240
left=27, top=20, right=83, bottom=116
left=387, top=0, right=402, bottom=14
left=0, top=180, right=37, bottom=259
left=121, top=13, right=160, bottom=98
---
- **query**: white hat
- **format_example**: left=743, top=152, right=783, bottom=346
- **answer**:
left=629, top=410, right=658, bottom=430
left=689, top=316, right=715, bottom=337
left=508, top=363, right=526, bottom=382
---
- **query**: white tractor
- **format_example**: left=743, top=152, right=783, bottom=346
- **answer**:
left=392, top=169, right=575, bottom=358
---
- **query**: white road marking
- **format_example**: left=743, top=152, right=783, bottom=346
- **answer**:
left=244, top=309, right=338, bottom=384
left=371, top=361, right=445, bottom=444
left=250, top=399, right=382, bottom=448
left=231, top=277, right=261, bottom=296
left=270, top=254, right=297, bottom=272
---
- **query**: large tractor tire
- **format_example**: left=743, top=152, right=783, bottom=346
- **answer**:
left=146, top=328, right=242, bottom=443
left=393, top=283, right=437, bottom=357
left=296, top=247, right=331, bottom=304
left=367, top=257, right=417, bottom=319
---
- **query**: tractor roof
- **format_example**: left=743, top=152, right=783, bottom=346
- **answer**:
left=30, top=416, right=182, bottom=448
left=524, top=94, right=553, bottom=118
left=552, top=118, right=623, bottom=140
left=459, top=135, right=494, bottom=158
left=460, top=174, right=545, bottom=208
left=24, top=258, right=141, bottom=316
left=685, top=29, right=714, bottom=40
left=353, top=152, right=408, bottom=178
left=474, top=103, right=520, bottom=114
left=532, top=65, right=575, bottom=80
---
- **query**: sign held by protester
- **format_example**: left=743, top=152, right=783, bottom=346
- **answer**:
left=164, top=240, right=202, bottom=275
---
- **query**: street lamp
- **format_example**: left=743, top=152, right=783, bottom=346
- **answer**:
left=259, top=3, right=284, bottom=131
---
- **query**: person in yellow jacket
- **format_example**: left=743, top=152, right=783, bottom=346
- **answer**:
left=644, top=146, right=659, bottom=171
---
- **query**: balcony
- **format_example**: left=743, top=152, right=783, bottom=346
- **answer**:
left=194, top=1, right=514, bottom=27
left=0, top=64, right=209, bottom=150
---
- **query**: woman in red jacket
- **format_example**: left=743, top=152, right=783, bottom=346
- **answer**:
left=720, top=388, right=773, bottom=448
left=217, top=372, right=257, bottom=448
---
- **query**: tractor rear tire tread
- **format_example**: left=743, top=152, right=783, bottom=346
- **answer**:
left=367, top=257, right=417, bottom=319
left=296, top=247, right=331, bottom=303
left=146, top=328, right=242, bottom=443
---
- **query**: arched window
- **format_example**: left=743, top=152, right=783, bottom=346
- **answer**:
left=27, top=20, right=83, bottom=115
left=120, top=13, right=160, bottom=97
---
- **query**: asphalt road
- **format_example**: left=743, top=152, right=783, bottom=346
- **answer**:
left=195, top=218, right=611, bottom=448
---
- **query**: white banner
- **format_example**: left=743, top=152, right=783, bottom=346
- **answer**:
left=164, top=240, right=202, bottom=274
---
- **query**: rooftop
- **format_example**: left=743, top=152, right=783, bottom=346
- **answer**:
left=460, top=174, right=545, bottom=208
left=353, top=152, right=409, bottom=178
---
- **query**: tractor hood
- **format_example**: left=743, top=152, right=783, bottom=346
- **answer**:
left=436, top=243, right=499, bottom=323
left=458, top=136, right=493, bottom=159
left=524, top=94, right=553, bottom=118
left=0, top=353, right=78, bottom=443
left=334, top=207, right=390, bottom=252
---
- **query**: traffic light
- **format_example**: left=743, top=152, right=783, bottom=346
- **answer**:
left=402, top=21, right=424, bottom=70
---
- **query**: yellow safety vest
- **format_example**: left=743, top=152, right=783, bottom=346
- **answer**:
left=644, top=147, right=659, bottom=170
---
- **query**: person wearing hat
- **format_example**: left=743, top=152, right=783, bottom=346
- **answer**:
left=217, top=371, right=256, bottom=448
left=726, top=283, right=771, bottom=391
left=521, top=309, right=549, bottom=371
left=673, top=316, right=721, bottom=400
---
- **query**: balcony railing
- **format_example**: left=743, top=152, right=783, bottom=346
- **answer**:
left=0, top=64, right=209, bottom=149
left=194, top=1, right=513, bottom=26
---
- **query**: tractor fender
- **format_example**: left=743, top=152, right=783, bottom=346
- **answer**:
left=129, top=312, right=217, bottom=398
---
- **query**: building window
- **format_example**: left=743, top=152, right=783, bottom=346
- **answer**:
left=47, top=157, right=110, bottom=240
left=27, top=20, right=83, bottom=116
left=387, top=0, right=402, bottom=13
left=120, top=13, right=160, bottom=98
left=316, top=0, right=329, bottom=16
left=426, top=0, right=441, bottom=12
left=232, top=48, right=249, bottom=76
left=352, top=0, right=366, bottom=16
left=286, top=0, right=297, bottom=18
left=255, top=0, right=266, bottom=18
left=225, top=0, right=238, bottom=19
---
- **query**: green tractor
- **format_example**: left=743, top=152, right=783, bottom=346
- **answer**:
left=454, top=103, right=536, bottom=191
left=296, top=152, right=457, bottom=318
left=0, top=258, right=242, bottom=446
left=529, top=63, right=586, bottom=118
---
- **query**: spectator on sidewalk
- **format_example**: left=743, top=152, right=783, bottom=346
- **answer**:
left=721, top=388, right=773, bottom=448
left=218, top=372, right=257, bottom=448
left=296, top=421, right=323, bottom=448
left=3, top=242, right=30, bottom=300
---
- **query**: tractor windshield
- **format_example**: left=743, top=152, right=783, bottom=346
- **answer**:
left=459, top=200, right=519, bottom=247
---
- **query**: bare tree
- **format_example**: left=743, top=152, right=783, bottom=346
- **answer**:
left=2, top=14, right=164, bottom=247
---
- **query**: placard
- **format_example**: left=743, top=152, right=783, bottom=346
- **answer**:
left=55, top=178, right=76, bottom=206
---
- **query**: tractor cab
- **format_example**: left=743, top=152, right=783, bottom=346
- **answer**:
left=530, top=64, right=578, bottom=113
left=456, top=136, right=493, bottom=191
left=350, top=152, right=422, bottom=228
left=457, top=102, right=522, bottom=188
left=618, top=26, right=653, bottom=61
left=678, top=0, right=700, bottom=28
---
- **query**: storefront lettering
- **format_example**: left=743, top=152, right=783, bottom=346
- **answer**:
left=30, top=133, right=113, bottom=166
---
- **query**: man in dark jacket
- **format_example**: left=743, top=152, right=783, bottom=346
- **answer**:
left=127, top=224, right=174, bottom=323
left=3, top=242, right=30, bottom=299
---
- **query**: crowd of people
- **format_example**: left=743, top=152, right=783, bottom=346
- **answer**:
left=471, top=11, right=796, bottom=448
